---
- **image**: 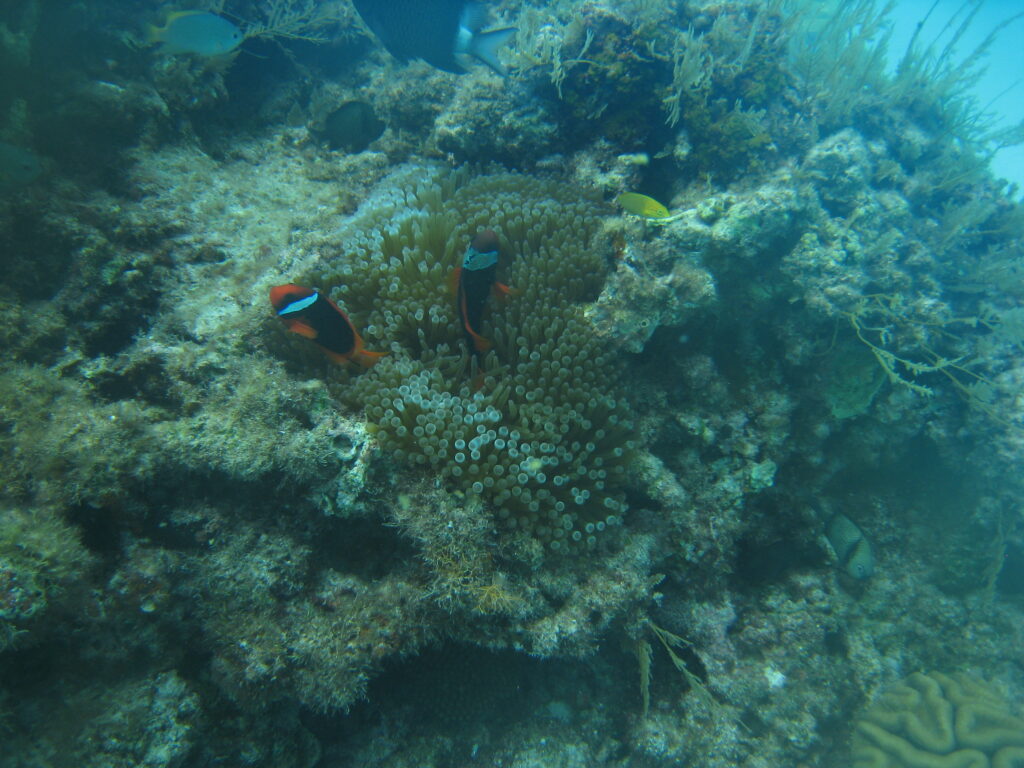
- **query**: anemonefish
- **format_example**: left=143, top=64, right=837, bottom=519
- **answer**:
left=455, top=229, right=510, bottom=354
left=270, top=284, right=384, bottom=368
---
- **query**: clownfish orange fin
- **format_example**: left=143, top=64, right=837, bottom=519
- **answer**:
left=321, top=346, right=385, bottom=368
left=322, top=349, right=353, bottom=365
left=352, top=347, right=386, bottom=369
left=462, top=311, right=492, bottom=353
left=470, top=329, right=493, bottom=353
left=493, top=281, right=516, bottom=300
left=287, top=321, right=319, bottom=340
left=449, top=266, right=462, bottom=296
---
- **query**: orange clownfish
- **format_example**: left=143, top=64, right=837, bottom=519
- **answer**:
left=455, top=229, right=510, bottom=354
left=270, top=284, right=384, bottom=368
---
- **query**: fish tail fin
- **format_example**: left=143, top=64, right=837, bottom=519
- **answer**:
left=493, top=282, right=516, bottom=300
left=470, top=329, right=493, bottom=354
left=460, top=2, right=489, bottom=31
left=462, top=313, right=493, bottom=353
left=323, top=349, right=353, bottom=365
left=469, top=27, right=517, bottom=76
left=352, top=347, right=386, bottom=369
left=146, top=23, right=164, bottom=45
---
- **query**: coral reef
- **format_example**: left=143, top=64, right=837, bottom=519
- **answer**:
left=0, top=0, right=1023, bottom=766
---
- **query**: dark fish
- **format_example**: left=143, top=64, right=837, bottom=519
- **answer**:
left=455, top=229, right=509, bottom=354
left=352, top=0, right=516, bottom=75
left=270, top=284, right=384, bottom=367
left=318, top=101, right=384, bottom=152
left=0, top=142, right=42, bottom=194
left=826, top=513, right=874, bottom=580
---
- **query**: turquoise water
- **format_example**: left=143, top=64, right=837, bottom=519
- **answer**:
left=0, top=1, right=1022, bottom=766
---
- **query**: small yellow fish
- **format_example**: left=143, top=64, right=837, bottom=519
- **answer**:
left=617, top=192, right=673, bottom=220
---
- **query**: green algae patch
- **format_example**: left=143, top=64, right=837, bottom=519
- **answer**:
left=0, top=506, right=93, bottom=650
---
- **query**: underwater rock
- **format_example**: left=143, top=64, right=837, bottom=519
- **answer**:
left=521, top=3, right=671, bottom=150
left=0, top=141, right=41, bottom=194
left=190, top=521, right=434, bottom=712
left=0, top=505, right=93, bottom=650
left=9, top=671, right=201, bottom=767
left=801, top=128, right=873, bottom=217
left=706, top=174, right=811, bottom=261
left=997, top=543, right=1024, bottom=596
left=432, top=75, right=560, bottom=165
left=660, top=169, right=812, bottom=265
left=588, top=239, right=716, bottom=354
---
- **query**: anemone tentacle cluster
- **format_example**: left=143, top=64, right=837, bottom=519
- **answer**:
left=311, top=170, right=636, bottom=553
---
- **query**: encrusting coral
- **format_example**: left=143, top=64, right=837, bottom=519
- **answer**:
left=304, top=169, right=637, bottom=554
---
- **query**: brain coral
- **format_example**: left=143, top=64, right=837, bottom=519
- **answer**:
left=309, top=169, right=636, bottom=555
left=852, top=671, right=1024, bottom=768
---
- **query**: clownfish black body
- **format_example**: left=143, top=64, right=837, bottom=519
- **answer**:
left=455, top=229, right=509, bottom=355
left=270, top=284, right=384, bottom=368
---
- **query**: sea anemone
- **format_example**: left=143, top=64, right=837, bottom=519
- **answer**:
left=310, top=169, right=637, bottom=554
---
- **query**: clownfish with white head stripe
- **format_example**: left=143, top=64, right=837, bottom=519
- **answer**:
left=270, top=284, right=384, bottom=368
left=454, top=229, right=511, bottom=355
